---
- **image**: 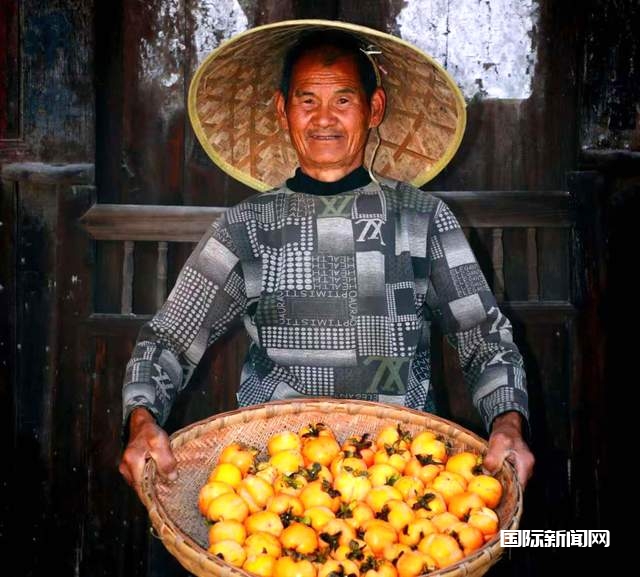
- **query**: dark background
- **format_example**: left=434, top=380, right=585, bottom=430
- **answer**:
left=2, top=0, right=632, bottom=574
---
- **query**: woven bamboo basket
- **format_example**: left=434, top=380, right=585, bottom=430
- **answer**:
left=141, top=399, right=522, bottom=577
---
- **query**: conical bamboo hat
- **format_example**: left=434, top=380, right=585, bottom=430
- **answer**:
left=189, top=19, right=466, bottom=191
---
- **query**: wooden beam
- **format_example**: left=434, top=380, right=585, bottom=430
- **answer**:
left=79, top=190, right=572, bottom=242
left=1, top=162, right=94, bottom=185
left=79, top=204, right=225, bottom=241
left=500, top=301, right=576, bottom=324
left=434, top=191, right=573, bottom=228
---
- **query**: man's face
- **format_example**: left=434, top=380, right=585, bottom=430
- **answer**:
left=276, top=50, right=385, bottom=181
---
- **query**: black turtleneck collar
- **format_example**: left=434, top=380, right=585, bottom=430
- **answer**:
left=286, top=166, right=371, bottom=195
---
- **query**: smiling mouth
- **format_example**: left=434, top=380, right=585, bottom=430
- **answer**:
left=309, top=134, right=343, bottom=140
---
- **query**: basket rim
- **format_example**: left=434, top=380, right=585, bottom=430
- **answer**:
left=141, top=399, right=523, bottom=577
left=167, top=398, right=492, bottom=451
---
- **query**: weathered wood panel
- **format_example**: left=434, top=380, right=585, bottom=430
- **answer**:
left=20, top=0, right=94, bottom=161
left=573, top=0, right=636, bottom=539
left=502, top=229, right=529, bottom=302
left=581, top=0, right=640, bottom=152
left=85, top=332, right=150, bottom=577
left=95, top=241, right=125, bottom=314
left=8, top=180, right=64, bottom=573
left=1, top=10, right=96, bottom=564
left=94, top=0, right=123, bottom=203
left=182, top=0, right=263, bottom=208
left=132, top=242, right=161, bottom=315
left=538, top=228, right=571, bottom=301
left=0, top=0, right=20, bottom=143
left=119, top=0, right=184, bottom=206
left=566, top=171, right=609, bottom=532
left=337, top=0, right=403, bottom=30
left=1, top=170, right=95, bottom=574
left=51, top=183, right=96, bottom=575
left=595, top=171, right=635, bottom=532
left=0, top=177, right=17, bottom=562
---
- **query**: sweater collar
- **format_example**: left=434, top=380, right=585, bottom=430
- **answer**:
left=286, top=166, right=371, bottom=195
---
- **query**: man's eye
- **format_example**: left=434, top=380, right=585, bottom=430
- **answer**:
left=337, top=97, right=350, bottom=105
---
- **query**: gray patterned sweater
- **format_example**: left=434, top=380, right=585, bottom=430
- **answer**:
left=122, top=170, right=529, bottom=433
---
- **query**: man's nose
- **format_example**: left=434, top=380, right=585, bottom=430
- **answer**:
left=313, top=103, right=337, bottom=127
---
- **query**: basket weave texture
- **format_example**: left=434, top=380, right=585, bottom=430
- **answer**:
left=141, top=399, right=522, bottom=577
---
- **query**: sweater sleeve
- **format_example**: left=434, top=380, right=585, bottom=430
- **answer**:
left=425, top=199, right=530, bottom=433
left=121, top=213, right=247, bottom=427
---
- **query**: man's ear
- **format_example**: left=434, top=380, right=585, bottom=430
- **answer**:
left=275, top=90, right=289, bottom=130
left=368, top=87, right=386, bottom=129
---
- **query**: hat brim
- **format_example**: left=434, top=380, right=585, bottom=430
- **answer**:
left=189, top=19, right=466, bottom=191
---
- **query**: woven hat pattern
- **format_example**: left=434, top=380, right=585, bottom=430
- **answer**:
left=190, top=21, right=466, bottom=191
left=365, top=36, right=461, bottom=183
left=195, top=33, right=298, bottom=186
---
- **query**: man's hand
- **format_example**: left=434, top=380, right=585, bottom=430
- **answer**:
left=118, top=407, right=177, bottom=501
left=484, top=411, right=534, bottom=489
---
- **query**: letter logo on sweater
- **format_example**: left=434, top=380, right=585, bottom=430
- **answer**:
left=356, top=218, right=386, bottom=246
left=152, top=363, right=173, bottom=401
left=363, top=357, right=408, bottom=394
left=318, top=196, right=352, bottom=217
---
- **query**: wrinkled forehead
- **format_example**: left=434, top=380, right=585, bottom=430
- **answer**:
left=289, top=50, right=364, bottom=90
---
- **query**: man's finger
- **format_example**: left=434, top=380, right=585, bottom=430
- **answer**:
left=514, top=449, right=535, bottom=488
left=150, top=445, right=178, bottom=481
left=131, top=452, right=150, bottom=489
left=483, top=453, right=504, bottom=475
left=483, top=438, right=509, bottom=473
left=488, top=448, right=531, bottom=488
left=516, top=461, right=528, bottom=487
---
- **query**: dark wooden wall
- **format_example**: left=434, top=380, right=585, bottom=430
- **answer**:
left=577, top=0, right=640, bottom=537
left=1, top=0, right=96, bottom=573
left=2, top=0, right=632, bottom=574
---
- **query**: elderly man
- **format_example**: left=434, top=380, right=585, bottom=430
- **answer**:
left=119, top=24, right=534, bottom=500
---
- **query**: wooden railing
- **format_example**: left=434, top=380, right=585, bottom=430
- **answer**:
left=80, top=205, right=221, bottom=313
left=79, top=190, right=575, bottom=318
left=441, top=191, right=572, bottom=305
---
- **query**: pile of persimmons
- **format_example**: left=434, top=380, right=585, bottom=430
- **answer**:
left=197, top=423, right=503, bottom=577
